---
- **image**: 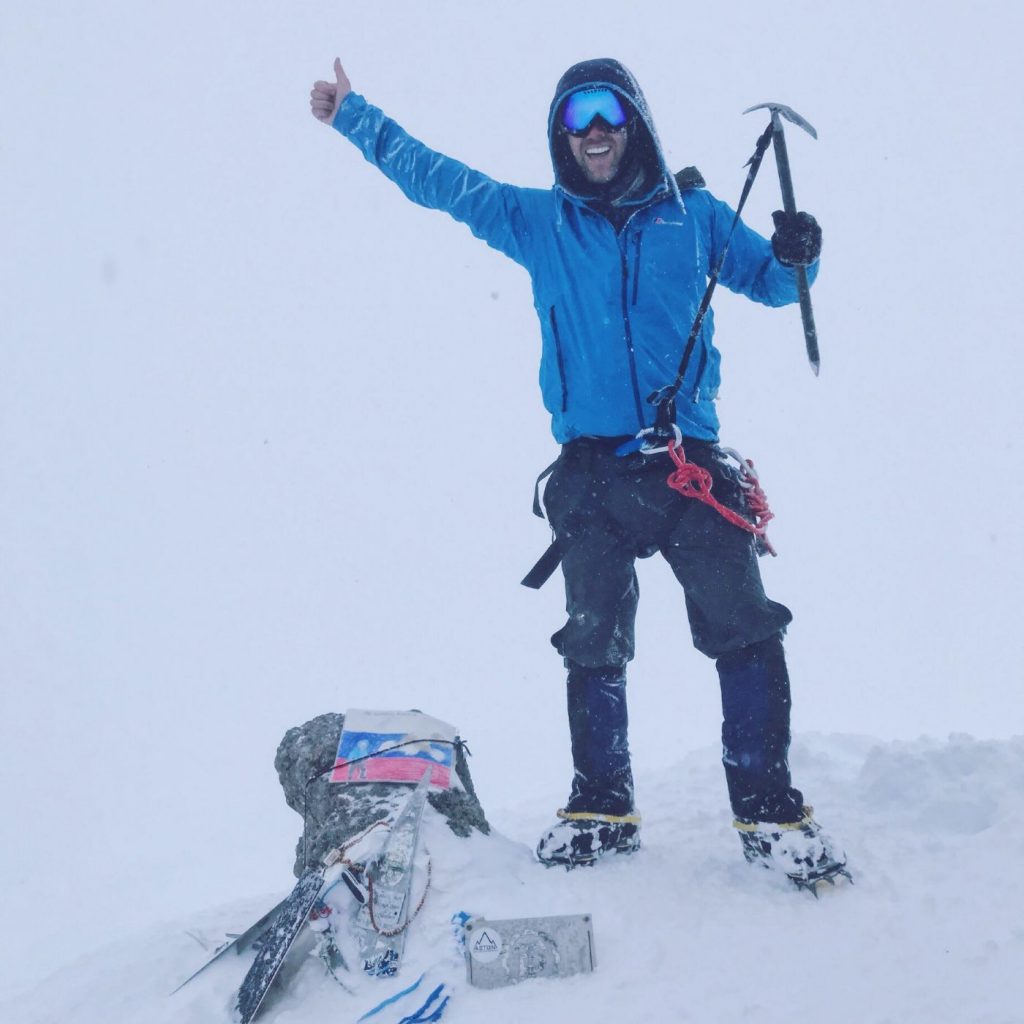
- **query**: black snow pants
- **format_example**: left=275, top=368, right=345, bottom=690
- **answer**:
left=543, top=436, right=805, bottom=823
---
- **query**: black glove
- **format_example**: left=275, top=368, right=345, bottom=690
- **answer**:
left=771, top=210, right=822, bottom=267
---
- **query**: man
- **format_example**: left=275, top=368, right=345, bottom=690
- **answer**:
left=311, top=56, right=847, bottom=887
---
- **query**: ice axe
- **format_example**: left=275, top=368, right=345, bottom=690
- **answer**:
left=744, top=102, right=821, bottom=375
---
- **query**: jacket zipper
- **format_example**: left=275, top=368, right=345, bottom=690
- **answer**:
left=619, top=215, right=646, bottom=428
left=549, top=306, right=568, bottom=412
left=631, top=230, right=644, bottom=305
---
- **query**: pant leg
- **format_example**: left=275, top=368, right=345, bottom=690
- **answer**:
left=658, top=452, right=791, bottom=658
left=563, top=663, right=635, bottom=816
left=657, top=445, right=800, bottom=821
left=716, top=634, right=805, bottom=822
left=542, top=443, right=641, bottom=813
left=550, top=524, right=640, bottom=667
left=544, top=444, right=642, bottom=669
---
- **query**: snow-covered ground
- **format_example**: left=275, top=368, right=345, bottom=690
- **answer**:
left=3, top=2, right=1023, bottom=1022
left=4, top=733, right=1023, bottom=1024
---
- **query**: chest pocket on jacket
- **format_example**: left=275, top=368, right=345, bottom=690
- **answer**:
left=629, top=222, right=694, bottom=306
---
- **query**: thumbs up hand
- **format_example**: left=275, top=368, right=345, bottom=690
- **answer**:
left=310, top=58, right=351, bottom=124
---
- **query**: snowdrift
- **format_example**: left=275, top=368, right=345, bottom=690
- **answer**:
left=4, top=733, right=1022, bottom=1024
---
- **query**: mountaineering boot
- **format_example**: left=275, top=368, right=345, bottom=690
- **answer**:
left=536, top=663, right=640, bottom=868
left=734, top=807, right=851, bottom=892
left=536, top=810, right=641, bottom=868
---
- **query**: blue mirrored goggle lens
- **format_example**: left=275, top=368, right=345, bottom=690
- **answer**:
left=561, top=89, right=628, bottom=134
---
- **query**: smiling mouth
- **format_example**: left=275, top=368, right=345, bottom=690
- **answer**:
left=585, top=145, right=612, bottom=157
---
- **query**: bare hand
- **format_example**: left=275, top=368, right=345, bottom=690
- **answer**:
left=310, top=58, right=351, bottom=124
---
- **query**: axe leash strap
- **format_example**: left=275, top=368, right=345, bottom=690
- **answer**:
left=651, top=122, right=774, bottom=431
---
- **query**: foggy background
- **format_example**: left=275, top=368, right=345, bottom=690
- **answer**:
left=2, top=0, right=1021, bottom=997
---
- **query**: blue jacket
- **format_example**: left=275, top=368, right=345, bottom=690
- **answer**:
left=332, top=63, right=816, bottom=443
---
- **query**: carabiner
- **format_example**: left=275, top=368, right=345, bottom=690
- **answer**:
left=716, top=445, right=759, bottom=487
left=615, top=424, right=683, bottom=457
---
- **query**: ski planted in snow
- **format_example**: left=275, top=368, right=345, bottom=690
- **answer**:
left=233, top=852, right=339, bottom=1023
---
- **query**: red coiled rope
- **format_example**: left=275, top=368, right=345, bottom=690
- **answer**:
left=666, top=441, right=777, bottom=556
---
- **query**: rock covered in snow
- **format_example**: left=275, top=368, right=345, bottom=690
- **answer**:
left=275, top=712, right=490, bottom=875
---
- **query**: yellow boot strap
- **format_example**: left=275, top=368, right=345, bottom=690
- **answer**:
left=557, top=808, right=642, bottom=826
left=733, top=805, right=814, bottom=833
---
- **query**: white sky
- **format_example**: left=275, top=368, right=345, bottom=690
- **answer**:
left=2, top=0, right=1022, bottom=998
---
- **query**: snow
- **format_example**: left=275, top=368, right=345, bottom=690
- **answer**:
left=4, top=734, right=1024, bottom=1023
left=2, top=1, right=1023, bottom=1022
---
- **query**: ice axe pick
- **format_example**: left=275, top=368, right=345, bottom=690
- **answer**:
left=743, top=102, right=821, bottom=375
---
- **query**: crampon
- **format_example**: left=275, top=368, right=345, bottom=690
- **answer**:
left=536, top=810, right=641, bottom=869
left=735, top=807, right=852, bottom=896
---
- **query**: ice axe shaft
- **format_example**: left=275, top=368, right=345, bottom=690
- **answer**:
left=744, top=103, right=820, bottom=375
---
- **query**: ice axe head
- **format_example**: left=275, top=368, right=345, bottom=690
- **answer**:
left=743, top=102, right=817, bottom=140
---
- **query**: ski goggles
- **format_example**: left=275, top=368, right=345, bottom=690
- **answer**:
left=560, top=88, right=629, bottom=136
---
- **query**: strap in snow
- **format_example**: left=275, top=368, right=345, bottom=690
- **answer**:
left=397, top=983, right=449, bottom=1023
left=357, top=973, right=428, bottom=1022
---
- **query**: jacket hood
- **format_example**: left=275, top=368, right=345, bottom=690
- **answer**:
left=548, top=58, right=677, bottom=208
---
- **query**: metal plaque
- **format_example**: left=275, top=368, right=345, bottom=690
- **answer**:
left=464, top=914, right=595, bottom=989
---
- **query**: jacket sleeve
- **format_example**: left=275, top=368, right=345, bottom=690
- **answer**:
left=332, top=93, right=532, bottom=267
left=695, top=191, right=818, bottom=307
